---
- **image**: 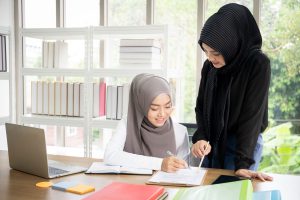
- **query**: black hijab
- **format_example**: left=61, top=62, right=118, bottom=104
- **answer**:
left=198, top=3, right=262, bottom=167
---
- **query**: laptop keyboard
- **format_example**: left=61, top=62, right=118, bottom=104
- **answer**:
left=49, top=166, right=69, bottom=176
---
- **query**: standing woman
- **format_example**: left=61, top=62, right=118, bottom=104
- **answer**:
left=192, top=3, right=273, bottom=181
left=104, top=73, right=189, bottom=172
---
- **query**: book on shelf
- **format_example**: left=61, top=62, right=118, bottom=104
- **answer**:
left=82, top=182, right=166, bottom=200
left=54, top=82, right=61, bottom=115
left=47, top=42, right=55, bottom=68
left=73, top=83, right=80, bottom=117
left=37, top=81, right=43, bottom=114
left=106, top=85, right=112, bottom=119
left=79, top=83, right=84, bottom=117
left=42, top=41, right=68, bottom=68
left=67, top=83, right=74, bottom=116
left=54, top=41, right=68, bottom=68
left=120, top=39, right=161, bottom=49
left=48, top=82, right=55, bottom=115
left=99, top=81, right=106, bottom=117
left=119, top=52, right=161, bottom=60
left=120, top=46, right=161, bottom=54
left=0, top=35, right=7, bottom=72
left=116, top=86, right=123, bottom=120
left=61, top=82, right=67, bottom=116
left=147, top=167, right=207, bottom=187
left=93, top=83, right=100, bottom=117
left=85, top=162, right=153, bottom=175
left=42, top=82, right=49, bottom=115
left=122, top=83, right=130, bottom=117
left=31, top=81, right=37, bottom=114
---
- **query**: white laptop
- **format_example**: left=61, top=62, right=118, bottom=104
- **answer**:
left=5, top=123, right=87, bottom=179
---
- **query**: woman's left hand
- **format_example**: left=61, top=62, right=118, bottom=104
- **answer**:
left=235, top=169, right=273, bottom=182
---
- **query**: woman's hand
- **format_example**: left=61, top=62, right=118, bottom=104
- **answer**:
left=191, top=140, right=211, bottom=158
left=161, top=156, right=187, bottom=173
left=235, top=169, right=273, bottom=182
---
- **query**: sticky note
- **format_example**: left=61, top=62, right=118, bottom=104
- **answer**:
left=36, top=181, right=53, bottom=188
left=52, top=181, right=78, bottom=191
left=66, top=184, right=95, bottom=195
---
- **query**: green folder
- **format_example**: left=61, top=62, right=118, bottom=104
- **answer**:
left=173, top=179, right=252, bottom=200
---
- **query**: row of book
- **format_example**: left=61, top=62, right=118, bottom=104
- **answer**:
left=31, top=81, right=130, bottom=120
left=0, top=34, right=7, bottom=72
left=119, top=39, right=162, bottom=68
left=42, top=41, right=68, bottom=68
left=31, top=81, right=84, bottom=117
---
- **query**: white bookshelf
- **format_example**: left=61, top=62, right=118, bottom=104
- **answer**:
left=0, top=26, right=12, bottom=126
left=17, top=25, right=182, bottom=157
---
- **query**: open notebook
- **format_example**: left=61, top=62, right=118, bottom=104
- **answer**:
left=147, top=167, right=207, bottom=186
left=85, top=162, right=153, bottom=175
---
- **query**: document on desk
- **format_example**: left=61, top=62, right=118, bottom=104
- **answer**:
left=147, top=167, right=207, bottom=186
left=85, top=162, right=153, bottom=175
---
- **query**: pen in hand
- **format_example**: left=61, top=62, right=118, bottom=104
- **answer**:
left=198, top=141, right=210, bottom=168
left=166, top=151, right=189, bottom=168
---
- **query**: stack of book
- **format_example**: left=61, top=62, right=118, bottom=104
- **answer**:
left=31, top=81, right=84, bottom=117
left=0, top=34, right=7, bottom=72
left=105, top=83, right=130, bottom=120
left=42, top=41, right=68, bottom=68
left=119, top=39, right=161, bottom=68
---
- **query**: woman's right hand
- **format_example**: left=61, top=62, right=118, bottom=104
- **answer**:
left=191, top=140, right=211, bottom=158
left=161, top=156, right=187, bottom=172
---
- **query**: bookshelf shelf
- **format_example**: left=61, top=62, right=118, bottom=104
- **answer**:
left=22, top=68, right=87, bottom=77
left=0, top=72, right=10, bottom=80
left=21, top=114, right=85, bottom=127
left=0, top=117, right=10, bottom=125
left=90, top=68, right=163, bottom=77
left=90, top=118, right=119, bottom=129
left=18, top=25, right=182, bottom=158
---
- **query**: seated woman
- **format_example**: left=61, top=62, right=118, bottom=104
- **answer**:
left=104, top=73, right=189, bottom=172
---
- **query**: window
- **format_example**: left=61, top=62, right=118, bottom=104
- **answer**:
left=65, top=0, right=99, bottom=27
left=24, top=0, right=56, bottom=28
left=259, top=0, right=300, bottom=174
left=108, top=0, right=146, bottom=26
left=155, top=0, right=197, bottom=122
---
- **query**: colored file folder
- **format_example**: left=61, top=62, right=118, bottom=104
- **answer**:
left=82, top=182, right=166, bottom=200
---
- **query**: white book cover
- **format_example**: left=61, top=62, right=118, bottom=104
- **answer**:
left=73, top=83, right=80, bottom=117
left=120, top=46, right=161, bottom=54
left=93, top=82, right=100, bottom=117
left=47, top=42, right=55, bottom=68
left=67, top=83, right=74, bottom=116
left=42, top=81, right=49, bottom=115
left=54, top=41, right=68, bottom=68
left=122, top=83, right=130, bottom=117
left=119, top=52, right=161, bottom=60
left=0, top=35, right=3, bottom=71
left=42, top=41, right=48, bottom=68
left=111, top=85, right=118, bottom=120
left=54, top=82, right=61, bottom=115
left=119, top=58, right=161, bottom=64
left=79, top=83, right=84, bottom=117
left=37, top=81, right=43, bottom=114
left=106, top=85, right=112, bottom=119
left=60, top=82, right=67, bottom=116
left=31, top=81, right=37, bottom=114
left=48, top=82, right=55, bottom=115
left=116, top=86, right=123, bottom=120
left=120, top=39, right=161, bottom=49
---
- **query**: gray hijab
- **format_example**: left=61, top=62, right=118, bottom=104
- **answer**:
left=123, top=73, right=176, bottom=158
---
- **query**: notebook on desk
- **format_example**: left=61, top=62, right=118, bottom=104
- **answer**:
left=5, top=123, right=86, bottom=179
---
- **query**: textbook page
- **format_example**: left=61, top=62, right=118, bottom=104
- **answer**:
left=148, top=167, right=207, bottom=186
left=85, top=162, right=152, bottom=175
